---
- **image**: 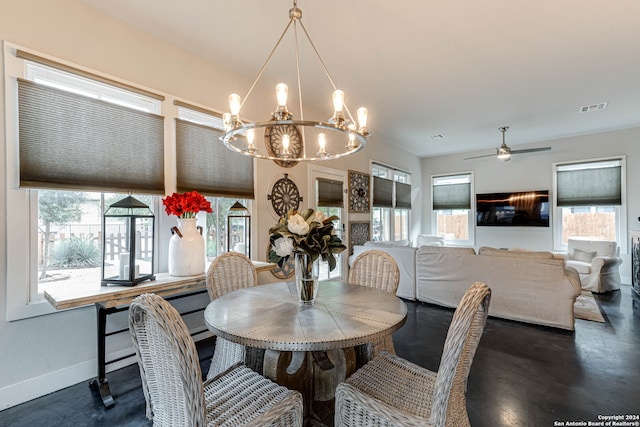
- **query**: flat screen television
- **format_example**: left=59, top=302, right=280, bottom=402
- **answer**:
left=476, top=190, right=549, bottom=227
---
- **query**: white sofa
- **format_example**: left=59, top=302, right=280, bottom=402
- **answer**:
left=416, top=246, right=582, bottom=330
left=349, top=242, right=583, bottom=330
left=553, top=239, right=622, bottom=293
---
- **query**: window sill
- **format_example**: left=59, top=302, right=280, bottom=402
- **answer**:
left=6, top=297, right=57, bottom=322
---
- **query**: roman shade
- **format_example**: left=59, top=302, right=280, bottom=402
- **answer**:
left=557, top=165, right=622, bottom=207
left=175, top=118, right=254, bottom=199
left=372, top=176, right=393, bottom=208
left=433, top=182, right=471, bottom=210
left=317, top=178, right=343, bottom=207
left=395, top=182, right=412, bottom=209
left=18, top=78, right=164, bottom=193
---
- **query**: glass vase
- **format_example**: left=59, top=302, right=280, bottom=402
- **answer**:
left=294, top=252, right=319, bottom=304
left=168, top=218, right=205, bottom=276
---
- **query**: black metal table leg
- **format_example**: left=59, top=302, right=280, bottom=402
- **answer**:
left=91, top=303, right=115, bottom=408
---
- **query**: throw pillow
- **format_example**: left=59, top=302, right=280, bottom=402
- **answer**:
left=416, top=234, right=445, bottom=247
left=478, top=246, right=554, bottom=259
left=572, top=248, right=597, bottom=263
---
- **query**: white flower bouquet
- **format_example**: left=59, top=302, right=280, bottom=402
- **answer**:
left=268, top=208, right=346, bottom=271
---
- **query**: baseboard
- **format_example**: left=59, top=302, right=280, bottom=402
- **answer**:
left=0, top=358, right=96, bottom=411
left=0, top=329, right=213, bottom=411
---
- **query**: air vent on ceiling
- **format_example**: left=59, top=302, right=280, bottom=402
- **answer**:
left=429, top=134, right=444, bottom=140
left=579, top=102, right=608, bottom=113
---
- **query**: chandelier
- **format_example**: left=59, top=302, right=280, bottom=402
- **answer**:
left=221, top=1, right=369, bottom=167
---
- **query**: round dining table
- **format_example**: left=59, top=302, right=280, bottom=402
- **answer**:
left=204, top=280, right=407, bottom=425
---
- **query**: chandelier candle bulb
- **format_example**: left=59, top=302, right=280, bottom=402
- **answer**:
left=245, top=128, right=256, bottom=153
left=346, top=123, right=356, bottom=151
left=222, top=113, right=231, bottom=131
left=357, top=107, right=368, bottom=131
left=317, top=133, right=327, bottom=157
left=276, top=83, right=288, bottom=108
left=333, top=90, right=345, bottom=114
left=281, top=134, right=290, bottom=157
left=228, top=93, right=241, bottom=117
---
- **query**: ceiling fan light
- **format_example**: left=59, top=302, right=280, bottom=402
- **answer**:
left=497, top=147, right=511, bottom=160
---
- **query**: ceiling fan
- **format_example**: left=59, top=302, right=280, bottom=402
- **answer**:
left=464, top=126, right=551, bottom=161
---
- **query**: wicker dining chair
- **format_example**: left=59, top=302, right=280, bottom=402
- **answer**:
left=129, top=293, right=303, bottom=427
left=348, top=249, right=400, bottom=356
left=206, top=252, right=265, bottom=378
left=334, top=282, right=492, bottom=427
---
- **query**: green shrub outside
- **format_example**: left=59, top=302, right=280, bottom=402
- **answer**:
left=50, top=236, right=101, bottom=268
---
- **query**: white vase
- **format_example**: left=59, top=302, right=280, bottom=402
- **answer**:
left=294, top=252, right=319, bottom=304
left=168, top=218, right=205, bottom=276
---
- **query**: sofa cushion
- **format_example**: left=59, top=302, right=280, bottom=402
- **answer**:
left=418, top=245, right=476, bottom=256
left=478, top=246, right=554, bottom=259
left=572, top=248, right=597, bottom=263
left=364, top=240, right=411, bottom=248
left=565, top=259, right=592, bottom=275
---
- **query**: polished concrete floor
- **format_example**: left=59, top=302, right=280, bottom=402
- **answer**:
left=1, top=285, right=638, bottom=426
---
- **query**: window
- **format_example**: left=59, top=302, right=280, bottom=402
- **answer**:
left=4, top=44, right=255, bottom=320
left=204, top=197, right=250, bottom=260
left=6, top=51, right=165, bottom=319
left=554, top=158, right=626, bottom=250
left=309, top=166, right=347, bottom=280
left=432, top=173, right=474, bottom=246
left=176, top=105, right=254, bottom=261
left=371, top=163, right=411, bottom=242
left=315, top=176, right=345, bottom=280
left=36, top=191, right=156, bottom=297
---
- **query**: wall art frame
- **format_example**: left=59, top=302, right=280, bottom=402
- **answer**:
left=349, top=221, right=371, bottom=256
left=348, top=170, right=370, bottom=213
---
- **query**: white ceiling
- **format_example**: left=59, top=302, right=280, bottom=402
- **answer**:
left=80, top=0, right=640, bottom=158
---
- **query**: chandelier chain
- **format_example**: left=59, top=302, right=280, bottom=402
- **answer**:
left=239, top=19, right=295, bottom=112
left=296, top=19, right=357, bottom=126
left=293, top=19, right=308, bottom=157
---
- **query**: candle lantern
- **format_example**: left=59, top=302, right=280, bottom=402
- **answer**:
left=101, top=195, right=155, bottom=286
left=227, top=201, right=251, bottom=258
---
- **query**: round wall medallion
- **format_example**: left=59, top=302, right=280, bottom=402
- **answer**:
left=264, top=123, right=303, bottom=168
left=268, top=174, right=302, bottom=218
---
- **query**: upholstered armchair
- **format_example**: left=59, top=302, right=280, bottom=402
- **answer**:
left=555, top=239, right=622, bottom=293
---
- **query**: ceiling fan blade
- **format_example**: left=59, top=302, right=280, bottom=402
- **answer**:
left=465, top=146, right=551, bottom=160
left=464, top=153, right=497, bottom=160
left=511, top=147, right=552, bottom=155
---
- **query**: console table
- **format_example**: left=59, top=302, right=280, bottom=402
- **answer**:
left=44, top=261, right=274, bottom=408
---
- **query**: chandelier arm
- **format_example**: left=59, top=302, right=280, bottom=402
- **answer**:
left=297, top=19, right=358, bottom=125
left=293, top=18, right=308, bottom=158
left=239, top=18, right=296, bottom=111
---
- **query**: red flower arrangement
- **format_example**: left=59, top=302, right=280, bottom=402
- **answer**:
left=162, top=191, right=212, bottom=218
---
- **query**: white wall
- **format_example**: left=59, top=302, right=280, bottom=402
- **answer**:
left=0, top=0, right=421, bottom=409
left=421, top=126, right=640, bottom=283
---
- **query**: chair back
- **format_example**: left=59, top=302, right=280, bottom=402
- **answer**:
left=568, top=238, right=619, bottom=258
left=129, top=293, right=206, bottom=426
left=206, top=252, right=257, bottom=300
left=348, top=249, right=400, bottom=294
left=431, top=282, right=491, bottom=426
